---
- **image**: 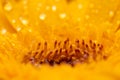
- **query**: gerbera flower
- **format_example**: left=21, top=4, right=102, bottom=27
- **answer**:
left=0, top=0, right=120, bottom=80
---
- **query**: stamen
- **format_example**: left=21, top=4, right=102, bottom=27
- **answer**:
left=22, top=39, right=106, bottom=67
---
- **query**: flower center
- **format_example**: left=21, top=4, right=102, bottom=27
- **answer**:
left=22, top=38, right=107, bottom=66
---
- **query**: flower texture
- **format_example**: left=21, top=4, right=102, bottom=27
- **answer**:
left=0, top=0, right=120, bottom=80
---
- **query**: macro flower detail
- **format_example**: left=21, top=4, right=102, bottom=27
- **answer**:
left=0, top=0, right=120, bottom=80
left=23, top=39, right=106, bottom=66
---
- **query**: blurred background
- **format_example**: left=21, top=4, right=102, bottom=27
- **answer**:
left=0, top=0, right=120, bottom=46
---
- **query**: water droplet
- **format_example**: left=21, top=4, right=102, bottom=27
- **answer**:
left=39, top=13, right=46, bottom=20
left=11, top=19, right=16, bottom=23
left=52, top=5, right=57, bottom=11
left=19, top=17, right=29, bottom=25
left=59, top=13, right=66, bottom=19
left=109, top=10, right=114, bottom=17
left=28, top=29, right=32, bottom=32
left=4, top=2, right=12, bottom=12
left=16, top=26, right=21, bottom=31
left=1, top=29, right=7, bottom=34
left=23, top=0, right=28, bottom=5
left=78, top=4, right=83, bottom=9
left=46, top=6, right=50, bottom=10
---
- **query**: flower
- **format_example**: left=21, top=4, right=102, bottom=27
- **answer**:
left=0, top=0, right=120, bottom=80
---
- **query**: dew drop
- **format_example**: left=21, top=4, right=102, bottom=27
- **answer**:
left=4, top=2, right=13, bottom=12
left=109, top=10, right=114, bottom=17
left=39, top=13, right=46, bottom=20
left=59, top=13, right=66, bottom=19
left=19, top=17, right=29, bottom=25
left=1, top=29, right=7, bottom=34
left=11, top=19, right=16, bottom=24
left=46, top=6, right=50, bottom=10
left=16, top=26, right=21, bottom=32
left=28, top=28, right=32, bottom=32
left=52, top=5, right=57, bottom=11
left=78, top=4, right=83, bottom=9
left=23, top=0, right=28, bottom=5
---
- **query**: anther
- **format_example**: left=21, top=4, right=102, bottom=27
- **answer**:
left=44, top=42, right=47, bottom=50
left=76, top=40, right=80, bottom=48
left=54, top=40, right=57, bottom=48
left=82, top=40, right=85, bottom=45
left=37, top=43, right=41, bottom=50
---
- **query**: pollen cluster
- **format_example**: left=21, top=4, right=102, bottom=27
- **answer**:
left=23, top=39, right=106, bottom=66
